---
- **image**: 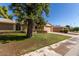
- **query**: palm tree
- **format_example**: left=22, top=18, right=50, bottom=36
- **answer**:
left=10, top=3, right=49, bottom=38
left=0, top=6, right=13, bottom=19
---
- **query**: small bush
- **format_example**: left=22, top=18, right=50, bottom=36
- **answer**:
left=60, top=30, right=63, bottom=33
left=64, top=29, right=68, bottom=33
left=60, top=29, right=68, bottom=33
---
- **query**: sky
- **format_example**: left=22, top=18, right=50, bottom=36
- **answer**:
left=0, top=3, right=79, bottom=27
left=0, top=3, right=12, bottom=14
left=43, top=3, right=79, bottom=27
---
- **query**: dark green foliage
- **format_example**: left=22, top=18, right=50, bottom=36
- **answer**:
left=64, top=29, right=68, bottom=33
left=72, top=27, right=79, bottom=32
left=65, top=25, right=73, bottom=32
left=0, top=33, right=26, bottom=44
left=9, top=3, right=49, bottom=23
left=60, top=28, right=68, bottom=33
left=35, top=16, right=47, bottom=32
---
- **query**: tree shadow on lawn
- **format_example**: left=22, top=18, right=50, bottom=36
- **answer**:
left=0, top=35, right=27, bottom=44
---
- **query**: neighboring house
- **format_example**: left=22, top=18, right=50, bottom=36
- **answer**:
left=0, top=19, right=16, bottom=32
left=44, top=23, right=64, bottom=33
left=0, top=18, right=64, bottom=33
left=53, top=25, right=64, bottom=32
left=44, top=23, right=53, bottom=33
left=0, top=18, right=26, bottom=33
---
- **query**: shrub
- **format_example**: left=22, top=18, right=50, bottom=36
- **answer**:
left=60, top=30, right=63, bottom=33
left=64, top=29, right=68, bottom=33
left=60, top=28, right=68, bottom=33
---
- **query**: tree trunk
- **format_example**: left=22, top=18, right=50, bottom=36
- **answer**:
left=26, top=19, right=33, bottom=38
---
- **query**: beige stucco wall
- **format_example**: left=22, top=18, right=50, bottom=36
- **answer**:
left=44, top=26, right=53, bottom=33
left=44, top=23, right=53, bottom=33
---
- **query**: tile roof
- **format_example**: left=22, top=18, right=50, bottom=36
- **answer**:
left=45, top=23, right=53, bottom=27
left=0, top=18, right=16, bottom=24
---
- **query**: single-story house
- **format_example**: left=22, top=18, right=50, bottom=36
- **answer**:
left=44, top=23, right=64, bottom=33
left=16, top=23, right=27, bottom=32
left=44, top=23, right=53, bottom=33
left=0, top=19, right=16, bottom=32
left=0, top=18, right=64, bottom=33
left=53, top=25, right=64, bottom=32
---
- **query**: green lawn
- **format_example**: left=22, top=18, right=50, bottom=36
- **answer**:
left=0, top=33, right=70, bottom=55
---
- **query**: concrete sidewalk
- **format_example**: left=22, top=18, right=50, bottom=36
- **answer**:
left=65, top=37, right=79, bottom=56
left=22, top=35, right=79, bottom=56
left=49, top=32, right=78, bottom=37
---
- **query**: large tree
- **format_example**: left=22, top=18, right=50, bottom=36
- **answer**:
left=10, top=3, right=49, bottom=38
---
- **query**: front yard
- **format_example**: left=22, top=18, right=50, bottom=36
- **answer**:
left=0, top=33, right=70, bottom=56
